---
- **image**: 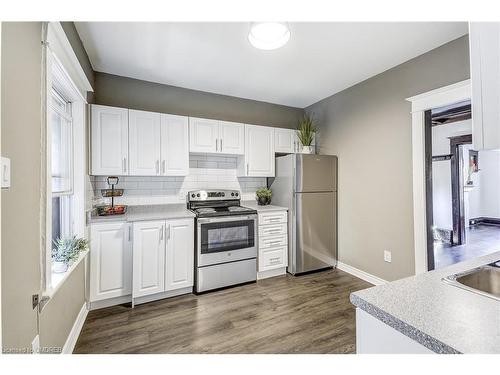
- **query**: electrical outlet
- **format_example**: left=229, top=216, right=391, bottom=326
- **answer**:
left=384, top=250, right=392, bottom=263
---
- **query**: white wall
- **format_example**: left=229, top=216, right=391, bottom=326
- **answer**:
left=431, top=119, right=472, bottom=230
left=91, top=154, right=266, bottom=206
left=476, top=150, right=500, bottom=218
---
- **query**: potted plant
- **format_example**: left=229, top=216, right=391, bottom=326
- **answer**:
left=297, top=114, right=317, bottom=154
left=52, top=236, right=89, bottom=273
left=256, top=187, right=272, bottom=206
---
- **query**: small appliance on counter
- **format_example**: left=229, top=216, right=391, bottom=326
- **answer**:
left=96, top=176, right=127, bottom=216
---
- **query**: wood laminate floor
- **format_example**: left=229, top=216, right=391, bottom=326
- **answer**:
left=74, top=269, right=371, bottom=354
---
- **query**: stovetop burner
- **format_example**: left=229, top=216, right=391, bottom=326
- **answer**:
left=187, top=190, right=257, bottom=218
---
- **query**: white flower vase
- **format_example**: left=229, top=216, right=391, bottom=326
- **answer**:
left=52, top=261, right=68, bottom=274
left=301, top=145, right=314, bottom=154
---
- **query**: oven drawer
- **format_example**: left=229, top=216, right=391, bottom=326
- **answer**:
left=259, top=234, right=287, bottom=250
left=258, top=223, right=287, bottom=237
left=258, top=211, right=287, bottom=225
left=259, top=246, right=287, bottom=270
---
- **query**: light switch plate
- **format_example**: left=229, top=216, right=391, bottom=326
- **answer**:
left=384, top=250, right=392, bottom=263
left=1, top=157, right=11, bottom=188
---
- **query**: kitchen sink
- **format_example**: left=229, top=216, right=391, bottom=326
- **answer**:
left=443, top=260, right=500, bottom=301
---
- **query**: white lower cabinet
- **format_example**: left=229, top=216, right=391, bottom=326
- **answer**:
left=257, top=210, right=288, bottom=279
left=165, top=219, right=194, bottom=291
left=90, top=222, right=132, bottom=302
left=133, top=221, right=166, bottom=298
left=133, top=218, right=194, bottom=300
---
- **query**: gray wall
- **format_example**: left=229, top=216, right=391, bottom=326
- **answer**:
left=1, top=22, right=91, bottom=352
left=1, top=22, right=43, bottom=350
left=94, top=72, right=304, bottom=129
left=306, top=36, right=470, bottom=281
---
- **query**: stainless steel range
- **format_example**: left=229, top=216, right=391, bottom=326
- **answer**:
left=187, top=190, right=257, bottom=293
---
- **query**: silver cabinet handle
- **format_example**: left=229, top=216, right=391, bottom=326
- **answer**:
left=266, top=229, right=281, bottom=234
left=162, top=160, right=166, bottom=175
left=220, top=138, right=222, bottom=152
left=246, top=163, right=249, bottom=175
left=159, top=225, right=164, bottom=243
left=156, top=160, right=160, bottom=175
left=216, top=139, right=218, bottom=152
left=269, top=257, right=281, bottom=263
left=123, top=158, right=127, bottom=173
left=267, top=241, right=281, bottom=246
left=128, top=226, right=131, bottom=241
left=167, top=224, right=171, bottom=240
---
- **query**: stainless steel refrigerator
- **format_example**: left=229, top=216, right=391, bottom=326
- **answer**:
left=270, top=154, right=337, bottom=275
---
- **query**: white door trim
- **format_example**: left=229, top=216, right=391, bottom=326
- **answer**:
left=406, top=79, right=471, bottom=275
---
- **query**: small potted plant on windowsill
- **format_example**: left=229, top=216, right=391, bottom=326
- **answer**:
left=297, top=114, right=317, bottom=154
left=52, top=236, right=89, bottom=273
left=256, top=187, right=272, bottom=206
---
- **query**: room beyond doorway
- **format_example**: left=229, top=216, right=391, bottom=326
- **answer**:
left=426, top=101, right=500, bottom=270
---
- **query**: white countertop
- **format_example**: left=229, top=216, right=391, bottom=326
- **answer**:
left=241, top=200, right=288, bottom=212
left=90, top=204, right=195, bottom=223
left=351, top=251, right=500, bottom=353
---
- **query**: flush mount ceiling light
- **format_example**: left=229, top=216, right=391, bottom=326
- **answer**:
left=248, top=22, right=290, bottom=50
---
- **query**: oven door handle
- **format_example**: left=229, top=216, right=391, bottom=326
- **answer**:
left=197, top=215, right=257, bottom=224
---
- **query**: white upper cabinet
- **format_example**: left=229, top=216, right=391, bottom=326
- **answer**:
left=90, top=222, right=132, bottom=302
left=133, top=221, right=166, bottom=298
left=219, top=121, right=245, bottom=154
left=91, top=105, right=129, bottom=175
left=470, top=22, right=500, bottom=150
left=274, top=128, right=296, bottom=153
left=161, top=114, right=189, bottom=176
left=189, top=117, right=219, bottom=153
left=189, top=118, right=245, bottom=155
left=241, top=124, right=275, bottom=177
left=165, top=218, right=194, bottom=291
left=129, top=110, right=162, bottom=176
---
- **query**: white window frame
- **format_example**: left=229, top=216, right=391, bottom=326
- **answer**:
left=43, top=22, right=92, bottom=297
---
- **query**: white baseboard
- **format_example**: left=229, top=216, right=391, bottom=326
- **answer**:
left=257, top=267, right=287, bottom=280
left=337, top=262, right=387, bottom=286
left=62, top=303, right=88, bottom=354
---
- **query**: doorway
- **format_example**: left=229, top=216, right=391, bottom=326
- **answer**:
left=425, top=101, right=500, bottom=270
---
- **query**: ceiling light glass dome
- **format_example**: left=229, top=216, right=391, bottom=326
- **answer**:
left=248, top=22, right=290, bottom=50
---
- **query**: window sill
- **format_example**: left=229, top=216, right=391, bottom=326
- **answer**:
left=43, top=249, right=89, bottom=303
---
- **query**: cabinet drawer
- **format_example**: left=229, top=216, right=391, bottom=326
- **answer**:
left=258, top=211, right=287, bottom=225
left=259, top=247, right=287, bottom=270
left=259, top=223, right=287, bottom=237
left=259, top=234, right=287, bottom=250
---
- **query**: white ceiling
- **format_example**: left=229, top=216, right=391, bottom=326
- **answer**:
left=75, top=22, right=468, bottom=108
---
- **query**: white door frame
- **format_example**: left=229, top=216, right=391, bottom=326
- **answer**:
left=406, top=79, right=471, bottom=275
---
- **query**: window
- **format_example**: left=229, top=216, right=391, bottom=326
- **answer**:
left=51, top=89, right=73, bottom=195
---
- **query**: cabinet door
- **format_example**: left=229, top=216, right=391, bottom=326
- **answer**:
left=274, top=128, right=296, bottom=153
left=161, top=114, right=189, bottom=176
left=165, top=218, right=194, bottom=291
left=470, top=22, right=500, bottom=150
left=244, top=124, right=275, bottom=177
left=189, top=117, right=219, bottom=153
left=129, top=110, right=161, bottom=176
left=90, top=222, right=132, bottom=301
left=91, top=105, right=129, bottom=175
left=133, top=221, right=166, bottom=298
left=219, top=121, right=245, bottom=154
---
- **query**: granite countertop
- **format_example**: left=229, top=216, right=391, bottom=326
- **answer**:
left=90, top=204, right=195, bottom=223
left=350, top=251, right=500, bottom=354
left=241, top=200, right=288, bottom=212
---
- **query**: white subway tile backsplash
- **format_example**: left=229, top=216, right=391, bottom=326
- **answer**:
left=91, top=154, right=266, bottom=205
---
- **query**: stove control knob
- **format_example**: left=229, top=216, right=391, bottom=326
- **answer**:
left=231, top=192, right=234, bottom=196
left=191, top=194, right=195, bottom=198
left=235, top=192, right=239, bottom=196
left=197, top=193, right=200, bottom=197
left=222, top=193, right=225, bottom=197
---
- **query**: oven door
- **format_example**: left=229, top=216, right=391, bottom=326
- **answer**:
left=197, top=215, right=257, bottom=267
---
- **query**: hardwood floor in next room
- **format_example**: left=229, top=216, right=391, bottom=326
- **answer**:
left=74, top=269, right=372, bottom=354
